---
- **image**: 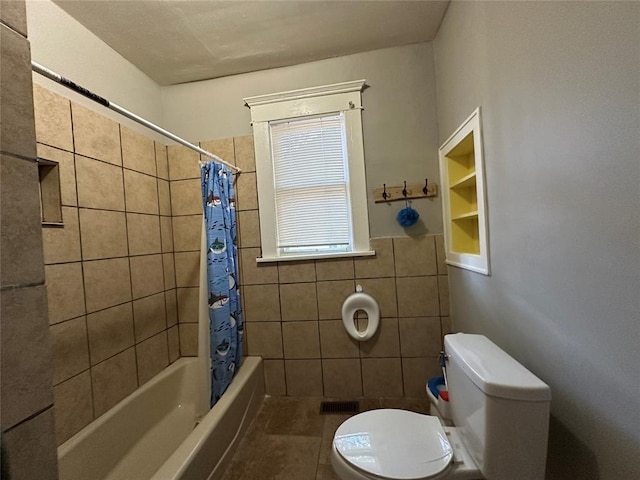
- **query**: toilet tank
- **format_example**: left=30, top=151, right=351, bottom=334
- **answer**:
left=444, top=333, right=551, bottom=480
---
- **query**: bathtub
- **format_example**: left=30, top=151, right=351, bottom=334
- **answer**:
left=57, top=356, right=264, bottom=480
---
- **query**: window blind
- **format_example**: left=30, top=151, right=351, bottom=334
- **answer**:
left=270, top=113, right=352, bottom=253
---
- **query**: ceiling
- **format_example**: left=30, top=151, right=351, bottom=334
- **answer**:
left=53, top=0, right=450, bottom=86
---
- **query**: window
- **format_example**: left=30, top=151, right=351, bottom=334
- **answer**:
left=245, top=80, right=373, bottom=262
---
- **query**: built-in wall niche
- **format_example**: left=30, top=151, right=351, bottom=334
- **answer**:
left=438, top=107, right=490, bottom=275
left=37, top=158, right=63, bottom=225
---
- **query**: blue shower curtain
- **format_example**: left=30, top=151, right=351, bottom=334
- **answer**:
left=201, top=161, right=243, bottom=406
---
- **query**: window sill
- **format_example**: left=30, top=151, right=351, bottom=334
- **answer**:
left=256, top=250, right=376, bottom=264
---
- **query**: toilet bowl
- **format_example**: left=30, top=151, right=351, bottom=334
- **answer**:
left=330, top=409, right=480, bottom=480
left=331, top=333, right=552, bottom=480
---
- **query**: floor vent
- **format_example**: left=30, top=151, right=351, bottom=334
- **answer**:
left=320, top=400, right=359, bottom=415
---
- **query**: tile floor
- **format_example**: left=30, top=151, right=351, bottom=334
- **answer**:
left=221, top=396, right=431, bottom=480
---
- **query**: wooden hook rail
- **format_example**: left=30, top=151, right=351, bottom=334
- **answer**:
left=373, top=181, right=438, bottom=203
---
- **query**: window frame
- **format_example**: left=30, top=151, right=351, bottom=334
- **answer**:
left=244, top=80, right=373, bottom=263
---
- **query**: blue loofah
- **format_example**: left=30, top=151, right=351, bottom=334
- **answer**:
left=397, top=206, right=419, bottom=227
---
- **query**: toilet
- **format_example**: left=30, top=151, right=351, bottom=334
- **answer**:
left=331, top=333, right=551, bottom=480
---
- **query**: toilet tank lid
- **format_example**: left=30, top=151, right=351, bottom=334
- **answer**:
left=445, top=334, right=551, bottom=402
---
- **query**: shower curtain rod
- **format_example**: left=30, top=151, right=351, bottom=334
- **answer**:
left=31, top=61, right=241, bottom=173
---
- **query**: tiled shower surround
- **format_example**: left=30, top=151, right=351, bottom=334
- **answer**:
left=36, top=84, right=451, bottom=447
left=34, top=84, right=180, bottom=445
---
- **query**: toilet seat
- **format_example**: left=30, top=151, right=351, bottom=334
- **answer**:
left=333, top=409, right=453, bottom=480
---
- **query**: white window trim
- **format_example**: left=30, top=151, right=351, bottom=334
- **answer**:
left=244, top=80, right=374, bottom=263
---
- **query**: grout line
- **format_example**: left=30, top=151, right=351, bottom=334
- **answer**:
left=2, top=404, right=55, bottom=434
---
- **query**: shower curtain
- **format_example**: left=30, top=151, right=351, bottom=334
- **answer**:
left=201, top=161, right=243, bottom=406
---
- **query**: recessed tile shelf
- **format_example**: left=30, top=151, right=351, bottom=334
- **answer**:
left=439, top=108, right=490, bottom=275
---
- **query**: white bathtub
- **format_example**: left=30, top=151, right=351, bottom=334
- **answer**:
left=57, top=356, right=264, bottom=480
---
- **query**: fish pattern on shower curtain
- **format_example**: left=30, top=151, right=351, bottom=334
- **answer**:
left=201, top=161, right=243, bottom=406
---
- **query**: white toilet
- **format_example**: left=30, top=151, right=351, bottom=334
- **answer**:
left=331, top=333, right=551, bottom=480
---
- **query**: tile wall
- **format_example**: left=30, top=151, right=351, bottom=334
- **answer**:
left=0, top=2, right=59, bottom=477
left=33, top=85, right=180, bottom=445
left=169, top=136, right=452, bottom=399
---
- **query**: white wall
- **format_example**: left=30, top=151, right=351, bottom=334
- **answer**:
left=434, top=2, right=639, bottom=479
left=26, top=0, right=165, bottom=140
left=162, top=43, right=442, bottom=238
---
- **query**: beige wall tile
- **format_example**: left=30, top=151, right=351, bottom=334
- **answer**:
left=0, top=0, right=27, bottom=36
left=173, top=214, right=201, bottom=252
left=53, top=371, right=93, bottom=445
left=283, top=321, right=320, bottom=359
left=126, top=213, right=161, bottom=256
left=167, top=325, right=180, bottom=362
left=438, top=276, right=450, bottom=316
left=322, top=359, right=363, bottom=397
left=79, top=209, right=128, bottom=260
left=75, top=154, right=125, bottom=211
left=83, top=257, right=132, bottom=313
left=124, top=169, right=159, bottom=214
left=33, top=84, right=73, bottom=151
left=237, top=210, right=261, bottom=248
left=0, top=285, right=54, bottom=429
left=200, top=138, right=235, bottom=164
left=42, top=206, right=81, bottom=264
left=167, top=144, right=200, bottom=181
left=163, top=253, right=176, bottom=290
left=2, top=408, right=58, bottom=480
left=87, top=303, right=135, bottom=365
left=158, top=179, right=172, bottom=216
left=278, top=260, right=316, bottom=283
left=241, top=247, right=278, bottom=285
left=360, top=318, right=400, bottom=358
left=285, top=359, right=323, bottom=396
left=121, top=126, right=156, bottom=176
left=263, top=359, right=286, bottom=396
left=441, top=317, right=452, bottom=339
left=399, top=317, right=442, bottom=357
left=317, top=280, right=355, bottom=320
left=434, top=234, right=448, bottom=275
left=177, top=287, right=198, bottom=324
left=396, top=276, right=440, bottom=317
left=280, top=283, right=318, bottom=321
left=174, top=251, right=199, bottom=288
left=246, top=322, right=283, bottom=359
left=45, top=262, right=85, bottom=324
left=402, top=357, right=442, bottom=398
left=0, top=26, right=36, bottom=159
left=37, top=144, right=77, bottom=206
left=1, top=155, right=45, bottom=286
left=50, top=317, right=90, bottom=385
left=393, top=235, right=437, bottom=277
left=356, top=277, right=398, bottom=318
left=319, top=320, right=359, bottom=358
left=316, top=258, right=355, bottom=281
left=91, top=348, right=138, bottom=416
left=243, top=284, right=281, bottom=322
left=72, top=103, right=121, bottom=165
left=355, top=238, right=395, bottom=278
left=165, top=289, right=178, bottom=327
left=179, top=323, right=198, bottom=356
left=155, top=142, right=169, bottom=180
left=136, top=331, right=169, bottom=385
left=170, top=179, right=201, bottom=215
left=133, top=292, right=167, bottom=343
left=236, top=171, right=258, bottom=211
left=234, top=136, right=256, bottom=172
left=160, top=216, right=174, bottom=253
left=362, top=358, right=403, bottom=397
left=130, top=254, right=164, bottom=299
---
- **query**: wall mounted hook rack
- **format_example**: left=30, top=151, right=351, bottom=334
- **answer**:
left=373, top=179, right=438, bottom=203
